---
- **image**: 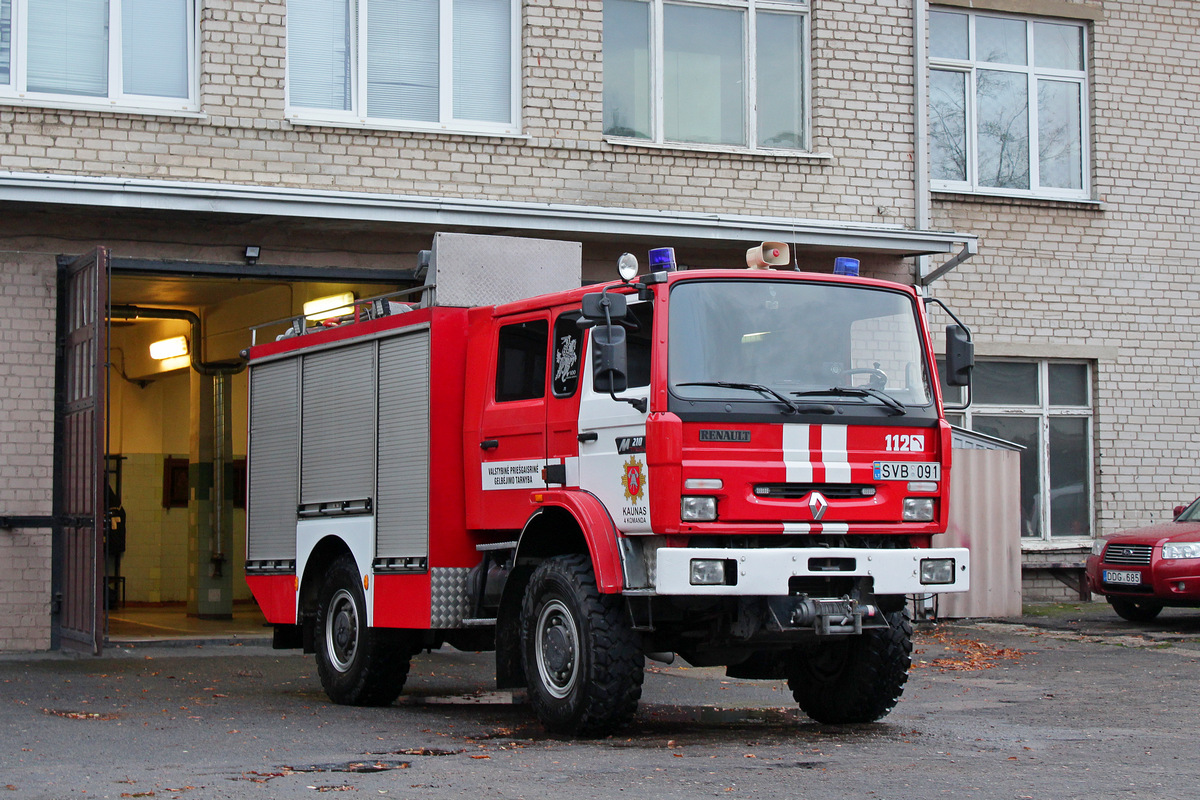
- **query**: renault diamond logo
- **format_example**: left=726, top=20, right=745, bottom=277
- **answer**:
left=808, top=492, right=829, bottom=521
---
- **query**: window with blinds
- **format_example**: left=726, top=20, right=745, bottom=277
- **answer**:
left=286, top=0, right=519, bottom=135
left=0, top=0, right=196, bottom=111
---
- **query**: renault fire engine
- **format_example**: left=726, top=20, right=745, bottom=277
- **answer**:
left=244, top=233, right=975, bottom=736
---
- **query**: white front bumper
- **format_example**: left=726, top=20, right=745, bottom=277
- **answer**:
left=654, top=546, right=970, bottom=596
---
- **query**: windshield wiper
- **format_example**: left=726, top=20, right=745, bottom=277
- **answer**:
left=677, top=381, right=835, bottom=415
left=790, top=386, right=906, bottom=416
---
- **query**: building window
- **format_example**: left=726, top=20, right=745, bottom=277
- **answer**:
left=942, top=359, right=1092, bottom=542
left=603, top=0, right=808, bottom=151
left=287, top=0, right=519, bottom=135
left=929, top=8, right=1088, bottom=200
left=0, top=0, right=196, bottom=112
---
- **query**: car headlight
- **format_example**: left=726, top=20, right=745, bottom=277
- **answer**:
left=1091, top=539, right=1107, bottom=556
left=1162, top=541, right=1200, bottom=560
left=681, top=496, right=717, bottom=522
left=903, top=497, right=935, bottom=522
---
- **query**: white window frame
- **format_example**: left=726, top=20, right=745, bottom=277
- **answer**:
left=603, top=0, right=811, bottom=155
left=929, top=8, right=1090, bottom=201
left=0, top=0, right=200, bottom=116
left=285, top=0, right=522, bottom=137
left=948, top=358, right=1093, bottom=545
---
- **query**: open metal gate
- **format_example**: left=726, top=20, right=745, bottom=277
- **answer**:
left=52, top=248, right=109, bottom=654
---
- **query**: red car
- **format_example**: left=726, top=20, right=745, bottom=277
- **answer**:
left=1086, top=498, right=1200, bottom=621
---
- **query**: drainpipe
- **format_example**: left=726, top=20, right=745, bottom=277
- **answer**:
left=914, top=0, right=932, bottom=287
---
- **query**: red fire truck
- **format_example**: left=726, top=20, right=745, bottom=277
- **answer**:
left=244, top=233, right=974, bottom=736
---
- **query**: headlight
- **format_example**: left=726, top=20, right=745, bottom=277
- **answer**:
left=681, top=496, right=717, bottom=522
left=1091, top=539, right=1107, bottom=556
left=1162, top=541, right=1200, bottom=560
left=903, top=497, right=935, bottom=522
left=690, top=559, right=730, bottom=585
left=920, top=558, right=956, bottom=585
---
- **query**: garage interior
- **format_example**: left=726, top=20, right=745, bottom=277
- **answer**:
left=104, top=265, right=406, bottom=641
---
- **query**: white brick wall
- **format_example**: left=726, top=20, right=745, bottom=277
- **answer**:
left=0, top=255, right=57, bottom=651
left=932, top=2, right=1200, bottom=542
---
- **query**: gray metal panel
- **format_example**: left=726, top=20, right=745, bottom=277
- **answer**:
left=428, top=232, right=581, bottom=307
left=301, top=343, right=377, bottom=504
left=376, top=331, right=431, bottom=559
left=430, top=568, right=472, bottom=628
left=937, top=448, right=1023, bottom=619
left=247, top=359, right=300, bottom=561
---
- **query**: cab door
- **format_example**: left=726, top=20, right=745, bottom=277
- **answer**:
left=545, top=310, right=585, bottom=487
left=472, top=314, right=551, bottom=530
left=575, top=301, right=654, bottom=532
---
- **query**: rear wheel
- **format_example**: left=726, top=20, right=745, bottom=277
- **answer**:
left=786, top=608, right=913, bottom=724
left=315, top=554, right=413, bottom=706
left=1109, top=598, right=1164, bottom=622
left=520, top=554, right=644, bottom=736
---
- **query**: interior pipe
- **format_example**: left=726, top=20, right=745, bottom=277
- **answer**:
left=109, top=304, right=246, bottom=376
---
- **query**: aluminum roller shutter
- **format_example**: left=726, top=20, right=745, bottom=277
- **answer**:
left=247, top=359, right=300, bottom=561
left=301, top=343, right=377, bottom=505
left=375, top=330, right=431, bottom=559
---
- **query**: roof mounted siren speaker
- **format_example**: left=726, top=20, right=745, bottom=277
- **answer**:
left=746, top=241, right=790, bottom=270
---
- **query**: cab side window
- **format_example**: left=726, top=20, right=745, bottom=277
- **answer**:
left=627, top=302, right=654, bottom=388
left=552, top=313, right=584, bottom=398
left=495, top=320, right=549, bottom=402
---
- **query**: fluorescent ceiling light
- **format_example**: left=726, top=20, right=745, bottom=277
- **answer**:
left=303, top=292, right=355, bottom=321
left=150, top=335, right=189, bottom=360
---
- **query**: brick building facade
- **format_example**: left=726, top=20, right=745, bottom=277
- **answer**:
left=0, top=0, right=1191, bottom=650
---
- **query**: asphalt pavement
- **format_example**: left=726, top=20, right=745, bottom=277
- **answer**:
left=2, top=601, right=1198, bottom=799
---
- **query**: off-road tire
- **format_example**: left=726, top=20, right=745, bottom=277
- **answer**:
left=315, top=554, right=414, bottom=706
left=1109, top=598, right=1164, bottom=623
left=786, top=608, right=913, bottom=724
left=520, top=554, right=644, bottom=736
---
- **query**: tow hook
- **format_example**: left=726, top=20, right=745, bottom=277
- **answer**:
left=789, top=596, right=879, bottom=635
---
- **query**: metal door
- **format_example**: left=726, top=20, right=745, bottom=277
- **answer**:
left=53, top=248, right=109, bottom=654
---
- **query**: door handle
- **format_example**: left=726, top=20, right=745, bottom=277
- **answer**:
left=577, top=431, right=598, bottom=443
left=480, top=439, right=499, bottom=450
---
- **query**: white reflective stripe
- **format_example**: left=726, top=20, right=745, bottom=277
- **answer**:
left=655, top=546, right=970, bottom=596
left=821, top=425, right=852, bottom=483
left=783, top=424, right=852, bottom=484
left=562, top=456, right=580, bottom=487
left=782, top=522, right=848, bottom=534
left=783, top=424, right=813, bottom=482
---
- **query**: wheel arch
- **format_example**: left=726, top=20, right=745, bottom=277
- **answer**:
left=493, top=493, right=626, bottom=691
left=299, top=535, right=357, bottom=621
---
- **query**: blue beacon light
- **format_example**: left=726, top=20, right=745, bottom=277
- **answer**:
left=648, top=247, right=677, bottom=272
left=833, top=257, right=860, bottom=276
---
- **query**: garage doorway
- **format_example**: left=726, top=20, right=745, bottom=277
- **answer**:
left=55, top=248, right=413, bottom=650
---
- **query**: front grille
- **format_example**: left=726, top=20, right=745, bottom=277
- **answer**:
left=1103, top=543, right=1153, bottom=565
left=755, top=483, right=876, bottom=500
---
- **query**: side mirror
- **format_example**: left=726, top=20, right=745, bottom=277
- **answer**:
left=944, top=324, right=974, bottom=387
left=592, top=324, right=628, bottom=394
left=582, top=291, right=627, bottom=322
left=1174, top=505, right=1187, bottom=519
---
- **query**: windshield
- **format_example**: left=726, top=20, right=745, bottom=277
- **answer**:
left=668, top=280, right=933, bottom=412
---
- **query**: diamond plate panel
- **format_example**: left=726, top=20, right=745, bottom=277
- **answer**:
left=429, top=233, right=581, bottom=308
left=429, top=568, right=472, bottom=628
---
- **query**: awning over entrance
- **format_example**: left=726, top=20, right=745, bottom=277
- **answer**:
left=0, top=170, right=976, bottom=260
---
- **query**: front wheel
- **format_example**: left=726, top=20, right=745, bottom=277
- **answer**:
left=786, top=608, right=913, bottom=724
left=520, top=555, right=644, bottom=736
left=315, top=554, right=414, bottom=706
left=1109, top=598, right=1164, bottom=622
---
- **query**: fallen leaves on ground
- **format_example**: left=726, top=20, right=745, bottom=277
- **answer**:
left=914, top=629, right=1024, bottom=672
